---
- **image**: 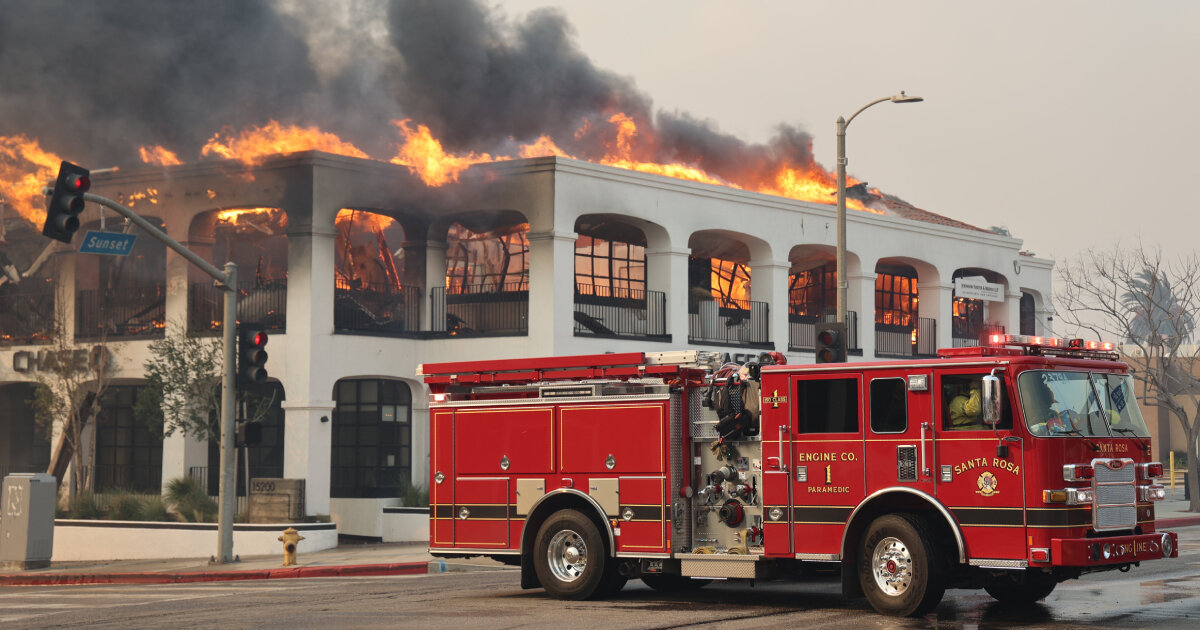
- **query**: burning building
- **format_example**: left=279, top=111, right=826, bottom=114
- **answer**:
left=0, top=0, right=1053, bottom=537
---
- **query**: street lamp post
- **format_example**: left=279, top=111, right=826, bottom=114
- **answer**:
left=835, top=91, right=924, bottom=327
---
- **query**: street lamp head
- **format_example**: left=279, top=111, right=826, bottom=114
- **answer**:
left=890, top=91, right=924, bottom=104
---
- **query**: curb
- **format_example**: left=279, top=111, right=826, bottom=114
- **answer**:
left=0, top=562, right=428, bottom=587
left=1158, top=515, right=1200, bottom=529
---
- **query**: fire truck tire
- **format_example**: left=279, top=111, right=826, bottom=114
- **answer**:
left=858, top=513, right=947, bottom=617
left=640, top=574, right=712, bottom=592
left=983, top=572, right=1057, bottom=603
left=533, top=509, right=610, bottom=600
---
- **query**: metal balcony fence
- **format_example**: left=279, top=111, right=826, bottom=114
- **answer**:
left=75, top=285, right=166, bottom=340
left=953, top=323, right=1006, bottom=348
left=688, top=297, right=770, bottom=347
left=335, top=283, right=421, bottom=335
left=0, top=288, right=55, bottom=345
left=875, top=317, right=938, bottom=358
left=430, top=283, right=528, bottom=336
left=788, top=309, right=860, bottom=352
left=573, top=284, right=667, bottom=340
left=92, top=464, right=162, bottom=494
left=189, top=280, right=286, bottom=334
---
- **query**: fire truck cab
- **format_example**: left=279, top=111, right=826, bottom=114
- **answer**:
left=420, top=338, right=1177, bottom=617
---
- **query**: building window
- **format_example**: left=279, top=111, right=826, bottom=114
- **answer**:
left=445, top=222, right=529, bottom=294
left=331, top=379, right=412, bottom=499
left=205, top=382, right=285, bottom=496
left=1020, top=292, right=1036, bottom=335
left=789, top=264, right=835, bottom=319
left=710, top=259, right=751, bottom=307
left=95, top=385, right=162, bottom=493
left=574, top=235, right=645, bottom=297
left=875, top=269, right=918, bottom=327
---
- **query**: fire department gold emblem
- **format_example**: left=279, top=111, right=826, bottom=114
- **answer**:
left=976, top=471, right=999, bottom=496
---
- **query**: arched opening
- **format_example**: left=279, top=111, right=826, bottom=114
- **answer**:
left=874, top=261, right=922, bottom=357
left=74, top=217, right=167, bottom=340
left=687, top=232, right=768, bottom=346
left=94, top=384, right=162, bottom=493
left=951, top=268, right=1007, bottom=346
left=330, top=378, right=413, bottom=499
left=572, top=216, right=663, bottom=339
left=187, top=207, right=288, bottom=335
left=434, top=216, right=529, bottom=336
left=333, top=209, right=418, bottom=334
left=1020, top=291, right=1037, bottom=335
left=204, top=381, right=285, bottom=497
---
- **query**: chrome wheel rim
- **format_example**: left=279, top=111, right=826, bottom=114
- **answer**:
left=547, top=529, right=587, bottom=582
left=871, top=536, right=913, bottom=596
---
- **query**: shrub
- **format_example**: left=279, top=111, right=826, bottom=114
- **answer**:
left=106, top=492, right=146, bottom=521
left=137, top=496, right=170, bottom=522
left=68, top=494, right=103, bottom=519
left=404, top=483, right=429, bottom=508
left=164, top=476, right=218, bottom=522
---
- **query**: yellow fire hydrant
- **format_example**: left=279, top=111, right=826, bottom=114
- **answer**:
left=279, top=527, right=305, bottom=566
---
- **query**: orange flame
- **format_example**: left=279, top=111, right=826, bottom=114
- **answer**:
left=0, top=134, right=62, bottom=227
left=216, top=207, right=287, bottom=230
left=139, top=145, right=183, bottom=167
left=390, top=119, right=496, bottom=186
left=202, top=120, right=369, bottom=166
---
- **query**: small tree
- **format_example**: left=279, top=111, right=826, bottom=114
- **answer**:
left=31, top=313, right=115, bottom=505
left=1056, top=244, right=1200, bottom=512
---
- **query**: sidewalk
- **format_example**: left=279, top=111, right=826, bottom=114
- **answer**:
left=3, top=497, right=1197, bottom=587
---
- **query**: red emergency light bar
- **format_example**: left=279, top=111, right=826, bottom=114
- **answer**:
left=986, top=333, right=1113, bottom=352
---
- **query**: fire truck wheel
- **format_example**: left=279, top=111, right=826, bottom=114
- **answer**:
left=534, top=509, right=609, bottom=600
left=983, top=572, right=1057, bottom=603
left=640, top=574, right=711, bottom=592
left=858, top=513, right=947, bottom=617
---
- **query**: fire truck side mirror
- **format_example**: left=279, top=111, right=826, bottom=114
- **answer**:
left=981, top=374, right=1002, bottom=426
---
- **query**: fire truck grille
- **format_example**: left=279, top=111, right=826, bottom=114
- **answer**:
left=896, top=446, right=918, bottom=482
left=1093, top=459, right=1136, bottom=531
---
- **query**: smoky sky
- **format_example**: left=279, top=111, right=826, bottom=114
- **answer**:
left=0, top=0, right=816, bottom=178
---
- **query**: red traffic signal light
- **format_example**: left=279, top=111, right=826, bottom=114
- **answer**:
left=238, top=325, right=269, bottom=386
left=814, top=322, right=847, bottom=363
left=42, top=161, right=90, bottom=243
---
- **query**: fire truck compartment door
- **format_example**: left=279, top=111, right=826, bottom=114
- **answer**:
left=453, top=477, right=510, bottom=548
left=516, top=478, right=547, bottom=517
left=454, top=407, right=554, bottom=474
left=559, top=403, right=667, bottom=474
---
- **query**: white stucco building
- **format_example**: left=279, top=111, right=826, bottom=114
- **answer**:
left=0, top=152, right=1053, bottom=536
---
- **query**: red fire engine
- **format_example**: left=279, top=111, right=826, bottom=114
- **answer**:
left=420, top=336, right=1178, bottom=617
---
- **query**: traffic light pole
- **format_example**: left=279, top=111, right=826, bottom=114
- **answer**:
left=74, top=192, right=240, bottom=563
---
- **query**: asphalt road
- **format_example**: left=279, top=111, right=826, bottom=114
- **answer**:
left=3, top=532, right=1198, bottom=629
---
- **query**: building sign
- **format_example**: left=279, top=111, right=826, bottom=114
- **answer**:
left=79, top=231, right=137, bottom=256
left=954, top=276, right=1004, bottom=302
left=9, top=346, right=111, bottom=374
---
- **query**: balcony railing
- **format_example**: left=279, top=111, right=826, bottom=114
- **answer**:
left=688, top=297, right=770, bottom=347
left=789, top=309, right=860, bottom=352
left=431, top=283, right=528, bottom=336
left=0, top=288, right=55, bottom=346
left=335, top=282, right=421, bottom=335
left=189, top=280, right=286, bottom=334
left=76, top=285, right=166, bottom=340
left=953, top=323, right=1005, bottom=348
left=573, top=284, right=668, bottom=340
left=875, top=317, right=938, bottom=358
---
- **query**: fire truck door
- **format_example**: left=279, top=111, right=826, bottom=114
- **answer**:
left=789, top=374, right=866, bottom=559
left=762, top=417, right=792, bottom=556
left=865, top=375, right=937, bottom=498
left=934, top=371, right=1027, bottom=560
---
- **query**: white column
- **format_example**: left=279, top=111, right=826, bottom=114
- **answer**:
left=282, top=401, right=335, bottom=515
left=526, top=230, right=576, bottom=350
left=646, top=247, right=689, bottom=344
left=919, top=281, right=954, bottom=352
left=160, top=433, right=209, bottom=493
left=997, top=290, right=1022, bottom=335
left=422, top=240, right=447, bottom=331
left=749, top=258, right=790, bottom=353
left=849, top=272, right=877, bottom=360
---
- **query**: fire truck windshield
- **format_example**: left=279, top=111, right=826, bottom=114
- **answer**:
left=1018, top=370, right=1150, bottom=438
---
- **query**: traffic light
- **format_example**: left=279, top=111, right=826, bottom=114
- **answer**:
left=42, top=161, right=90, bottom=243
left=237, top=325, right=269, bottom=386
left=814, top=322, right=848, bottom=363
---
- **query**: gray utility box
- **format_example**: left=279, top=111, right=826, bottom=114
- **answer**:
left=247, top=478, right=306, bottom=523
left=1, top=473, right=57, bottom=570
